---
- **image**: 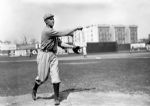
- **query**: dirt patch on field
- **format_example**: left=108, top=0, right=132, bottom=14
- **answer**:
left=0, top=91, right=150, bottom=106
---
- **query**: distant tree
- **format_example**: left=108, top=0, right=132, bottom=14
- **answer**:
left=22, top=35, right=29, bottom=44
left=4, top=40, right=11, bottom=44
left=20, top=34, right=39, bottom=45
left=30, top=38, right=38, bottom=44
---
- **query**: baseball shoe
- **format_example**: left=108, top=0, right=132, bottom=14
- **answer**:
left=54, top=99, right=60, bottom=105
left=32, top=90, right=37, bottom=100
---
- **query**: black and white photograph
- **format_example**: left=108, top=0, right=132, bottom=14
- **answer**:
left=0, top=0, right=150, bottom=106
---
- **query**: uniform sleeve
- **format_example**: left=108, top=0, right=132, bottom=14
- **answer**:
left=44, top=28, right=75, bottom=37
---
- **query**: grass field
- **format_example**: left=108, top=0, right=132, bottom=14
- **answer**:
left=0, top=53, right=150, bottom=97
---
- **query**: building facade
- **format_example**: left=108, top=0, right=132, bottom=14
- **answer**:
left=129, top=25, right=138, bottom=43
left=98, top=25, right=113, bottom=42
left=60, top=24, right=138, bottom=45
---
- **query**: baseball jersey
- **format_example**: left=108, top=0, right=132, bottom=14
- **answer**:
left=41, top=26, right=62, bottom=53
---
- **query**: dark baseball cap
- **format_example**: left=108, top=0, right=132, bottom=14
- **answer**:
left=43, top=13, right=54, bottom=20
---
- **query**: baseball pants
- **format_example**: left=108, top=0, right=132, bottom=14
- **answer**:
left=35, top=50, right=61, bottom=85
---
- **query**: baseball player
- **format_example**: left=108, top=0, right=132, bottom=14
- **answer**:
left=32, top=13, right=82, bottom=105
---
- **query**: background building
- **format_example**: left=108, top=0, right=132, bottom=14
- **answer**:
left=0, top=43, right=16, bottom=51
left=84, top=25, right=99, bottom=43
left=114, top=25, right=126, bottom=44
left=98, top=25, right=112, bottom=42
left=62, top=24, right=138, bottom=45
left=129, top=25, right=138, bottom=43
left=59, top=24, right=138, bottom=53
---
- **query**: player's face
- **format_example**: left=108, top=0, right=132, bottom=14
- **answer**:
left=45, top=17, right=54, bottom=27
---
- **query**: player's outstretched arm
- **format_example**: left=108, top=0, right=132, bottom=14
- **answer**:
left=46, top=26, right=83, bottom=37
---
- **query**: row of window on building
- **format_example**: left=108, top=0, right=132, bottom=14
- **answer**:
left=60, top=24, right=138, bottom=46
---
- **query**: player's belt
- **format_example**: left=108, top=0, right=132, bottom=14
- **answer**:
left=41, top=49, right=54, bottom=53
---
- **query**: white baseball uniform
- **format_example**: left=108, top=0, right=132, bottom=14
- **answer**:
left=35, top=26, right=63, bottom=85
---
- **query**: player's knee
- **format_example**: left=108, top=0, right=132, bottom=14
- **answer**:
left=35, top=79, right=42, bottom=85
left=35, top=78, right=45, bottom=85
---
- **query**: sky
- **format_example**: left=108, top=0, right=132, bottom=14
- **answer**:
left=0, top=0, right=150, bottom=43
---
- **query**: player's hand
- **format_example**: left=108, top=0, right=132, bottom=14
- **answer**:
left=76, top=26, right=83, bottom=30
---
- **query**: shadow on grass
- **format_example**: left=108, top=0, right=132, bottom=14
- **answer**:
left=36, top=87, right=96, bottom=102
